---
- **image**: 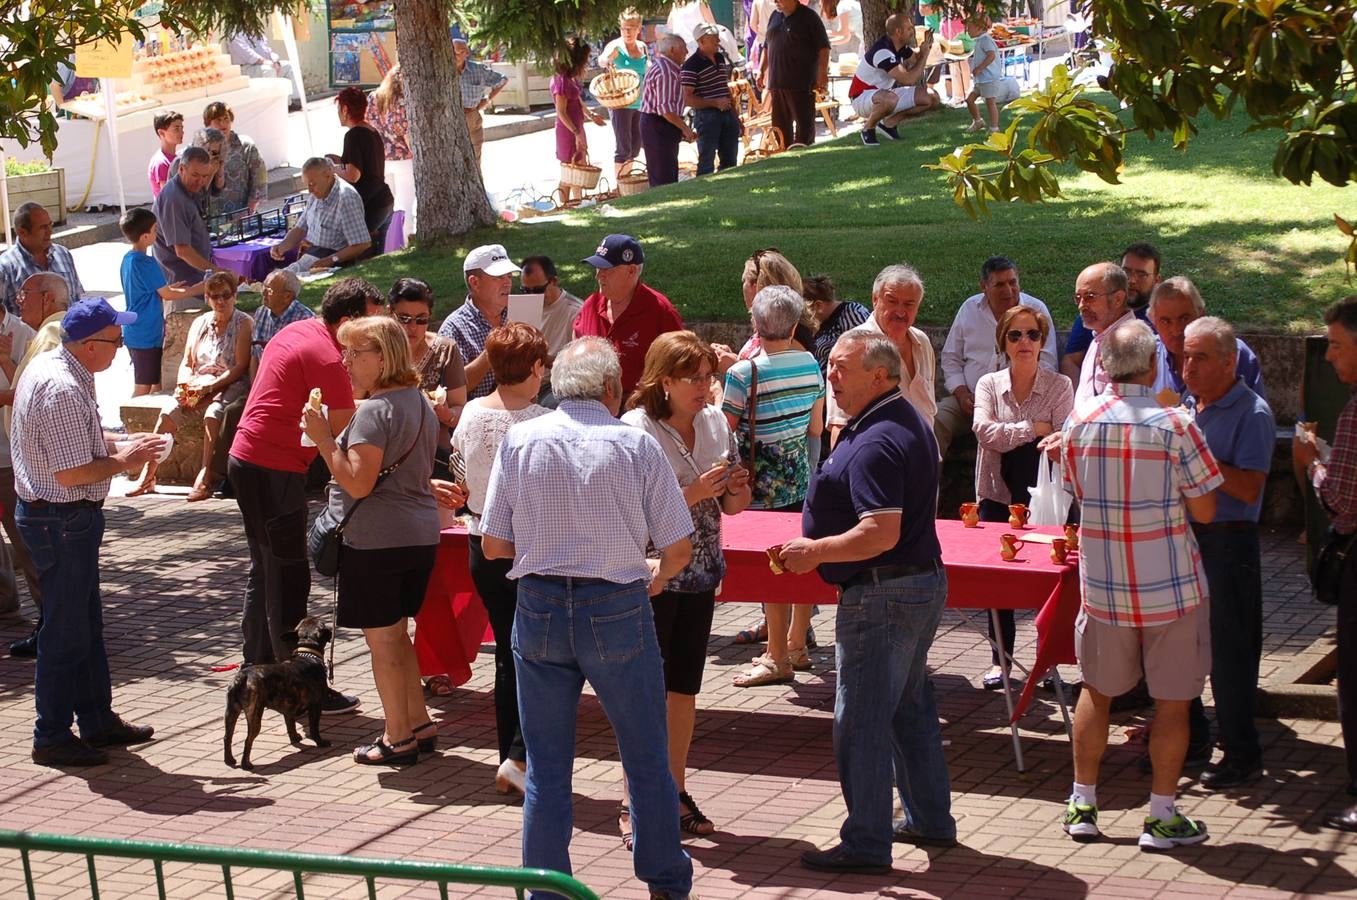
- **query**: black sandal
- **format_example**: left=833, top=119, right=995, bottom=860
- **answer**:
left=353, top=736, right=418, bottom=767
left=618, top=803, right=634, bottom=852
left=678, top=791, right=715, bottom=836
left=413, top=722, right=438, bottom=754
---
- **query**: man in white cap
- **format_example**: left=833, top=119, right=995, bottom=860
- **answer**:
left=438, top=243, right=521, bottom=399
left=573, top=234, right=683, bottom=395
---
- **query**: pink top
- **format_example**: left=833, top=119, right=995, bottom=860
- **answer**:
left=148, top=149, right=174, bottom=198
left=972, top=367, right=1074, bottom=504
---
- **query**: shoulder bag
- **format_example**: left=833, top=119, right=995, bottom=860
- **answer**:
left=1313, top=526, right=1357, bottom=606
left=308, top=401, right=428, bottom=577
left=741, top=358, right=759, bottom=482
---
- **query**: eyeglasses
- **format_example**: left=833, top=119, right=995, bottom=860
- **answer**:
left=675, top=373, right=717, bottom=386
left=1006, top=329, right=1043, bottom=344
left=85, top=336, right=124, bottom=348
left=519, top=284, right=547, bottom=295
left=1073, top=291, right=1107, bottom=304
left=394, top=314, right=431, bottom=325
left=342, top=346, right=382, bottom=360
left=1123, top=267, right=1154, bottom=279
left=206, top=293, right=234, bottom=302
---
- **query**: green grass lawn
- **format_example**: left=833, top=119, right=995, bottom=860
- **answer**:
left=312, top=97, right=1355, bottom=333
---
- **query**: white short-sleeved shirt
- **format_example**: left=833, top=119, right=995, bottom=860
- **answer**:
left=826, top=314, right=937, bottom=429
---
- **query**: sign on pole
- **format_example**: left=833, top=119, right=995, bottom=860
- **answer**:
left=76, top=37, right=131, bottom=215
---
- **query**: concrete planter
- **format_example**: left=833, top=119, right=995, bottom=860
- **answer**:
left=5, top=169, right=66, bottom=224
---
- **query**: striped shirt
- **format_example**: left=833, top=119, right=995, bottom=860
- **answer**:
left=296, top=178, right=370, bottom=252
left=0, top=240, right=85, bottom=316
left=12, top=346, right=111, bottom=503
left=723, top=349, right=824, bottom=509
left=641, top=53, right=685, bottom=116
left=251, top=300, right=315, bottom=360
left=1062, top=382, right=1223, bottom=627
left=680, top=50, right=732, bottom=101
left=438, top=298, right=506, bottom=399
left=481, top=399, right=695, bottom=583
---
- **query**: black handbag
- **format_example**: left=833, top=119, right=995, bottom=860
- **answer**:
left=308, top=403, right=427, bottom=577
left=1313, top=526, right=1357, bottom=606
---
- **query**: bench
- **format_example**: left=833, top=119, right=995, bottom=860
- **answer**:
left=118, top=308, right=207, bottom=487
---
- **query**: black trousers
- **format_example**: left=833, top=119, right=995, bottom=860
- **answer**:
left=770, top=88, right=816, bottom=146
left=468, top=533, right=526, bottom=763
left=229, top=456, right=310, bottom=665
left=1339, top=541, right=1357, bottom=783
left=640, top=112, right=681, bottom=186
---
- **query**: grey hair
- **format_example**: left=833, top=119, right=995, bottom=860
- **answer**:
left=1150, top=275, right=1206, bottom=317
left=1094, top=262, right=1129, bottom=296
left=195, top=126, right=225, bottom=148
left=13, top=202, right=43, bottom=232
left=551, top=336, right=623, bottom=402
left=836, top=330, right=901, bottom=380
left=657, top=33, right=687, bottom=55
left=265, top=268, right=302, bottom=298
left=1101, top=319, right=1158, bottom=381
left=1183, top=315, right=1236, bottom=360
left=872, top=263, right=924, bottom=299
left=22, top=272, right=70, bottom=308
left=750, top=285, right=802, bottom=341
left=302, top=156, right=333, bottom=174
left=181, top=145, right=212, bottom=166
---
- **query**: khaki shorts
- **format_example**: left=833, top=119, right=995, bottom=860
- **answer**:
left=1075, top=601, right=1211, bottom=701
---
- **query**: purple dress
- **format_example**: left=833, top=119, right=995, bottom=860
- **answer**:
left=551, top=74, right=585, bottom=163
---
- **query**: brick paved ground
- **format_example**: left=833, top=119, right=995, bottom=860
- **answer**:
left=0, top=495, right=1353, bottom=899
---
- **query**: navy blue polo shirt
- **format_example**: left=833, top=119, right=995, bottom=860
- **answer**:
left=803, top=388, right=942, bottom=585
left=1186, top=378, right=1275, bottom=523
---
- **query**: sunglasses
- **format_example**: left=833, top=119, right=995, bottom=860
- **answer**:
left=1006, top=329, right=1042, bottom=343
left=394, top=313, right=431, bottom=325
left=675, top=373, right=717, bottom=386
left=519, top=284, right=547, bottom=295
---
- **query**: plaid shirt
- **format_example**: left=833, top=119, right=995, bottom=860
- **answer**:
left=296, top=178, right=370, bottom=252
left=1062, top=382, right=1223, bottom=627
left=459, top=59, right=507, bottom=110
left=438, top=299, right=505, bottom=399
left=1316, top=390, right=1357, bottom=534
left=0, top=241, right=85, bottom=315
left=251, top=300, right=315, bottom=360
left=12, top=346, right=111, bottom=503
left=481, top=399, right=694, bottom=583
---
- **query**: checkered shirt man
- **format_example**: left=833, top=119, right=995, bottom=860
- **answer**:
left=295, top=177, right=369, bottom=252
left=438, top=299, right=506, bottom=399
left=460, top=58, right=508, bottom=110
left=1062, top=382, right=1223, bottom=627
left=251, top=299, right=315, bottom=361
left=12, top=347, right=110, bottom=503
left=0, top=240, right=85, bottom=315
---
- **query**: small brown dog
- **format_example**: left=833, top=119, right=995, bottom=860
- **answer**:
left=224, top=616, right=333, bottom=769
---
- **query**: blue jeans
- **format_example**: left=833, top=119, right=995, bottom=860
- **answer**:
left=1196, top=526, right=1263, bottom=762
left=835, top=563, right=955, bottom=861
left=692, top=107, right=740, bottom=176
left=17, top=501, right=115, bottom=748
left=513, top=575, right=692, bottom=900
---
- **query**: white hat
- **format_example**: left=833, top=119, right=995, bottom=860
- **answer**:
left=463, top=244, right=521, bottom=277
left=693, top=22, right=720, bottom=40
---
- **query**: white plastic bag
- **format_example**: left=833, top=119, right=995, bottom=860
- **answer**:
left=1028, top=458, right=1071, bottom=526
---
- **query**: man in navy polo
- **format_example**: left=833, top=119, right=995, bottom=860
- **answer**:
left=1180, top=316, right=1275, bottom=790
left=779, top=329, right=955, bottom=873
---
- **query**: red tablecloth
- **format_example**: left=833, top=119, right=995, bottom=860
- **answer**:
left=414, top=512, right=1080, bottom=718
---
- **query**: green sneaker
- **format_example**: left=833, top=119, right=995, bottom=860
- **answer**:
left=1062, top=799, right=1101, bottom=843
left=1139, top=812, right=1208, bottom=852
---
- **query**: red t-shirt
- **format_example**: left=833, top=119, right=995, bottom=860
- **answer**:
left=573, top=282, right=684, bottom=394
left=230, top=318, right=356, bottom=473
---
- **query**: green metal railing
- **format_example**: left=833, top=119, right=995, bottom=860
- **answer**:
left=0, top=829, right=599, bottom=900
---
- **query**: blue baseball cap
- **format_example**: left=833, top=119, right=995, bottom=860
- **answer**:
left=583, top=234, right=644, bottom=269
left=62, top=297, right=137, bottom=342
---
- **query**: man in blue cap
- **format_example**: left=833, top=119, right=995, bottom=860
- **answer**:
left=12, top=298, right=167, bottom=767
left=573, top=234, right=683, bottom=394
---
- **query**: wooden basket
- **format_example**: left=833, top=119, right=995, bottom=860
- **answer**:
left=618, top=166, right=649, bottom=196
left=560, top=161, right=602, bottom=189
left=590, top=67, right=641, bottom=109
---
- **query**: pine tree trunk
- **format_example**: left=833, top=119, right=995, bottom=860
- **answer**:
left=394, top=0, right=496, bottom=241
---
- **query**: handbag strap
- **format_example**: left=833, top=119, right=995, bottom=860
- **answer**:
left=744, top=357, right=759, bottom=480
left=333, top=399, right=429, bottom=535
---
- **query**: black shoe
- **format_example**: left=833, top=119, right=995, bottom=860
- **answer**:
left=10, top=628, right=38, bottom=658
left=86, top=715, right=154, bottom=748
left=1325, top=804, right=1357, bottom=832
left=892, top=823, right=959, bottom=847
left=800, top=844, right=891, bottom=874
left=322, top=688, right=360, bottom=715
left=878, top=123, right=901, bottom=140
left=1138, top=744, right=1213, bottom=774
left=860, top=129, right=880, bottom=146
left=1200, top=759, right=1262, bottom=790
left=32, top=737, right=108, bottom=768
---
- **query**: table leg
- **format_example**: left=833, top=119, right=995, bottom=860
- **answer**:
left=991, top=607, right=1026, bottom=773
left=1051, top=665, right=1074, bottom=739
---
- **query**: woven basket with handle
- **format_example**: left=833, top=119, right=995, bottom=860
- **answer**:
left=560, top=161, right=602, bottom=189
left=618, top=165, right=649, bottom=196
left=590, top=68, right=641, bottom=109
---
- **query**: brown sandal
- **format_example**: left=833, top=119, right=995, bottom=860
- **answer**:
left=733, top=657, right=793, bottom=687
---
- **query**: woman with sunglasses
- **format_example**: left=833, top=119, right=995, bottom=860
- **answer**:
left=387, top=277, right=467, bottom=452
left=972, top=305, right=1073, bottom=689
left=127, top=269, right=252, bottom=501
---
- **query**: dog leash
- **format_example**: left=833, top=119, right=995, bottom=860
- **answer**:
left=328, top=582, right=337, bottom=682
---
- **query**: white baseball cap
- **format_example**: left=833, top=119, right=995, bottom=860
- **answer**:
left=693, top=23, right=720, bottom=40
left=463, top=244, right=521, bottom=277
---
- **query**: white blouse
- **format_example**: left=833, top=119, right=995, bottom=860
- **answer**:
left=451, top=398, right=550, bottom=534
